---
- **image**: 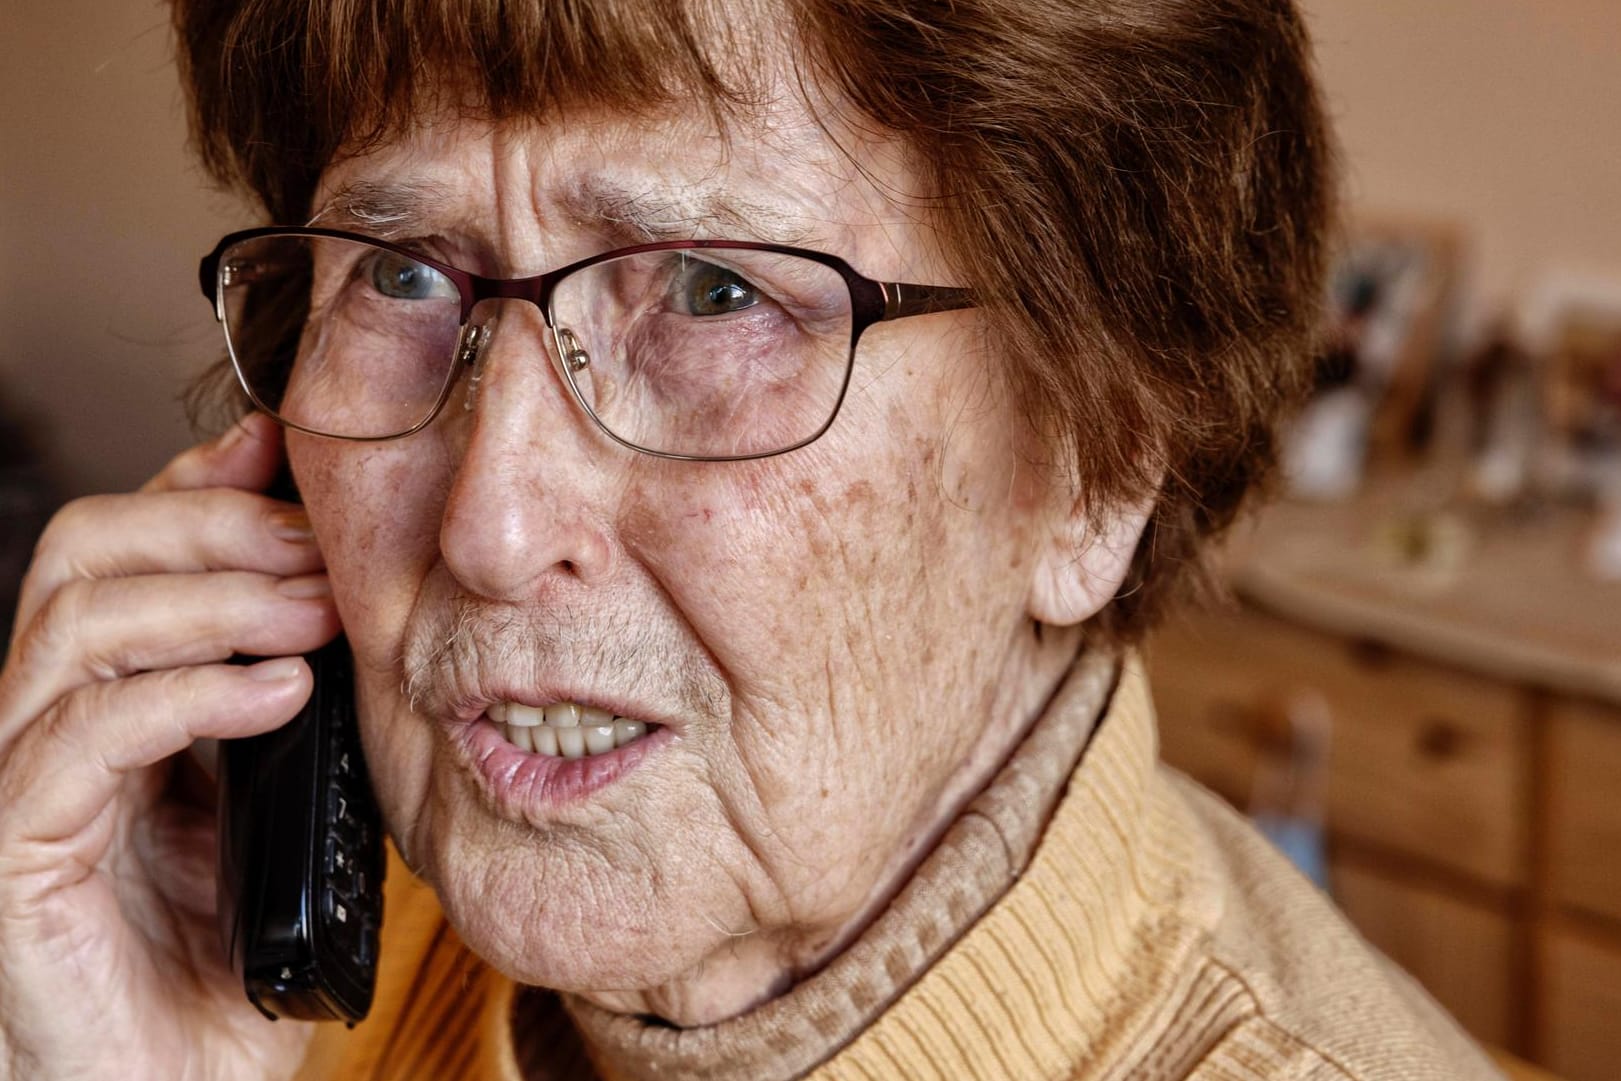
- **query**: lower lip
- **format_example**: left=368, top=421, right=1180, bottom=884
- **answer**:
left=452, top=718, right=670, bottom=816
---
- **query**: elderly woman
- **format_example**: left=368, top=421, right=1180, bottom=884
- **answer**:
left=0, top=0, right=1502, bottom=1078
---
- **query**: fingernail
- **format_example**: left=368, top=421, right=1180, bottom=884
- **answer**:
left=245, top=657, right=304, bottom=682
left=276, top=573, right=331, bottom=599
left=268, top=508, right=316, bottom=543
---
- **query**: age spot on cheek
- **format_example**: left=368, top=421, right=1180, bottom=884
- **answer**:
left=841, top=480, right=876, bottom=506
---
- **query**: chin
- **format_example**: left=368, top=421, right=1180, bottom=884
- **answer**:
left=355, top=674, right=768, bottom=1007
left=420, top=820, right=731, bottom=999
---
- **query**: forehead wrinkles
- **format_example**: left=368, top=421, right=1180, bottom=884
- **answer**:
left=308, top=99, right=923, bottom=267
left=298, top=1, right=944, bottom=260
left=303, top=21, right=950, bottom=283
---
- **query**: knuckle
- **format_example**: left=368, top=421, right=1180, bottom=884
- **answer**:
left=24, top=494, right=126, bottom=594
left=157, top=438, right=222, bottom=491
left=34, top=495, right=113, bottom=559
left=0, top=736, right=23, bottom=806
left=0, top=704, right=62, bottom=813
left=34, top=693, right=83, bottom=760
left=34, top=580, right=88, bottom=649
left=163, top=441, right=206, bottom=479
left=37, top=680, right=126, bottom=777
left=55, top=669, right=192, bottom=774
left=148, top=664, right=202, bottom=715
left=28, top=498, right=92, bottom=578
left=21, top=581, right=94, bottom=676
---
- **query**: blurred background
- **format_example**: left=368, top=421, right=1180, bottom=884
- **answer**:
left=2, top=2, right=1618, bottom=1078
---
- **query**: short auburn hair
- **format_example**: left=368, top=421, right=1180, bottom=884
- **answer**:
left=173, top=0, right=1334, bottom=643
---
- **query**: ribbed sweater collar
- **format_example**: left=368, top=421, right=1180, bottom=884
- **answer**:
left=535, top=648, right=1132, bottom=1081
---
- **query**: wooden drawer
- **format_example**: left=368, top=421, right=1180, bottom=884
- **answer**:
left=1333, top=857, right=1515, bottom=1048
left=1150, top=605, right=1530, bottom=887
left=1149, top=610, right=1282, bottom=804
left=1322, top=642, right=1528, bottom=888
left=1543, top=926, right=1621, bottom=1081
left=1547, top=700, right=1621, bottom=923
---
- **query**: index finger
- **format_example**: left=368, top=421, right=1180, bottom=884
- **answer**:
left=141, top=411, right=286, bottom=496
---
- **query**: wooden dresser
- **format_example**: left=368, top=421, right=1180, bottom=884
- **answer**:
left=1147, top=480, right=1621, bottom=1081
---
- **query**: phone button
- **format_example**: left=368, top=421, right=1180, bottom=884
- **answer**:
left=324, top=887, right=355, bottom=931
left=325, top=838, right=356, bottom=894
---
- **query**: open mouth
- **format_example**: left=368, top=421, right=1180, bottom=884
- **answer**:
left=487, top=701, right=653, bottom=759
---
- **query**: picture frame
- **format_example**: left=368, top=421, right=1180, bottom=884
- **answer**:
left=1517, top=273, right=1621, bottom=501
left=1283, top=218, right=1460, bottom=499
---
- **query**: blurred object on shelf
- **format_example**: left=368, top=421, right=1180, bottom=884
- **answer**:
left=1460, top=329, right=1542, bottom=508
left=1541, top=309, right=1621, bottom=498
left=1283, top=386, right=1371, bottom=501
left=1284, top=219, right=1462, bottom=500
left=1248, top=688, right=1333, bottom=892
left=1586, top=489, right=1621, bottom=581
left=1279, top=222, right=1621, bottom=592
left=1517, top=273, right=1621, bottom=504
left=1368, top=508, right=1474, bottom=593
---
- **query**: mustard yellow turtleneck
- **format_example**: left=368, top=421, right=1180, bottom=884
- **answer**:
left=294, top=656, right=1502, bottom=1081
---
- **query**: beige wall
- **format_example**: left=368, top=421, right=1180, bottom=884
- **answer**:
left=1, top=1, right=246, bottom=499
left=1304, top=0, right=1621, bottom=320
left=5, top=1, right=1621, bottom=496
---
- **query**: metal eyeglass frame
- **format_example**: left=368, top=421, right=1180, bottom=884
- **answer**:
left=199, top=226, right=978, bottom=462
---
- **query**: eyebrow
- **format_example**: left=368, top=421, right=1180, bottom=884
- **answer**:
left=560, top=179, right=820, bottom=248
left=306, top=179, right=456, bottom=240
left=307, top=175, right=821, bottom=252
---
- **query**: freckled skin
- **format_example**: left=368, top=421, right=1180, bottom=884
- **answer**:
left=290, top=95, right=1141, bottom=1026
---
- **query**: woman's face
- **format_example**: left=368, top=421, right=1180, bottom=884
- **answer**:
left=290, top=87, right=1138, bottom=1023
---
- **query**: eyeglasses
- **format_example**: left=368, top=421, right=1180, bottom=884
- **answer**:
left=199, top=227, right=975, bottom=461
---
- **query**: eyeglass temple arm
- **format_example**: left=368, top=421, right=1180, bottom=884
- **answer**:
left=879, top=282, right=977, bottom=322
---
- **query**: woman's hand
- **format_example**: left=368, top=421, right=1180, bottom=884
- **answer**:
left=0, top=414, right=341, bottom=1080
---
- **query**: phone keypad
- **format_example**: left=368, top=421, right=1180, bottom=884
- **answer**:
left=321, top=718, right=382, bottom=974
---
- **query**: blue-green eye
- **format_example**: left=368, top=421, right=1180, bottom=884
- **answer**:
left=366, top=250, right=454, bottom=300
left=675, top=258, right=759, bottom=316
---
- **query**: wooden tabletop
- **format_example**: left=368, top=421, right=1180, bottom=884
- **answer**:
left=1224, top=476, right=1621, bottom=707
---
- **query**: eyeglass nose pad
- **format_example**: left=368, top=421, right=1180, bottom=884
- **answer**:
left=556, top=327, right=591, bottom=373
left=458, top=322, right=494, bottom=413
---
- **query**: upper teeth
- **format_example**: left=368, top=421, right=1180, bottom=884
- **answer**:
left=488, top=700, right=649, bottom=759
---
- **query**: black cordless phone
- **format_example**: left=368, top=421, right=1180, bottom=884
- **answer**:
left=216, top=476, right=385, bottom=1024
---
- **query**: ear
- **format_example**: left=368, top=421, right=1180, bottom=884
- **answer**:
left=1026, top=489, right=1157, bottom=628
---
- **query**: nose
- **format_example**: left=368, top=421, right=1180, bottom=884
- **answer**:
left=437, top=306, right=618, bottom=601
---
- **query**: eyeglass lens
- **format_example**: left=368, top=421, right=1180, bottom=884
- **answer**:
left=216, top=234, right=857, bottom=458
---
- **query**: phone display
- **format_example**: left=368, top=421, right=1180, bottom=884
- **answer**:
left=216, top=636, right=385, bottom=1024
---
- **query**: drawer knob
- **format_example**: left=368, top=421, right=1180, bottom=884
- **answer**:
left=1350, top=638, right=1396, bottom=669
left=1416, top=718, right=1464, bottom=761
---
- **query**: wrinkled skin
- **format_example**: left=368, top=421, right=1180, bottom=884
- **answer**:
left=0, top=78, right=1148, bottom=1081
left=296, top=101, right=1146, bottom=1025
